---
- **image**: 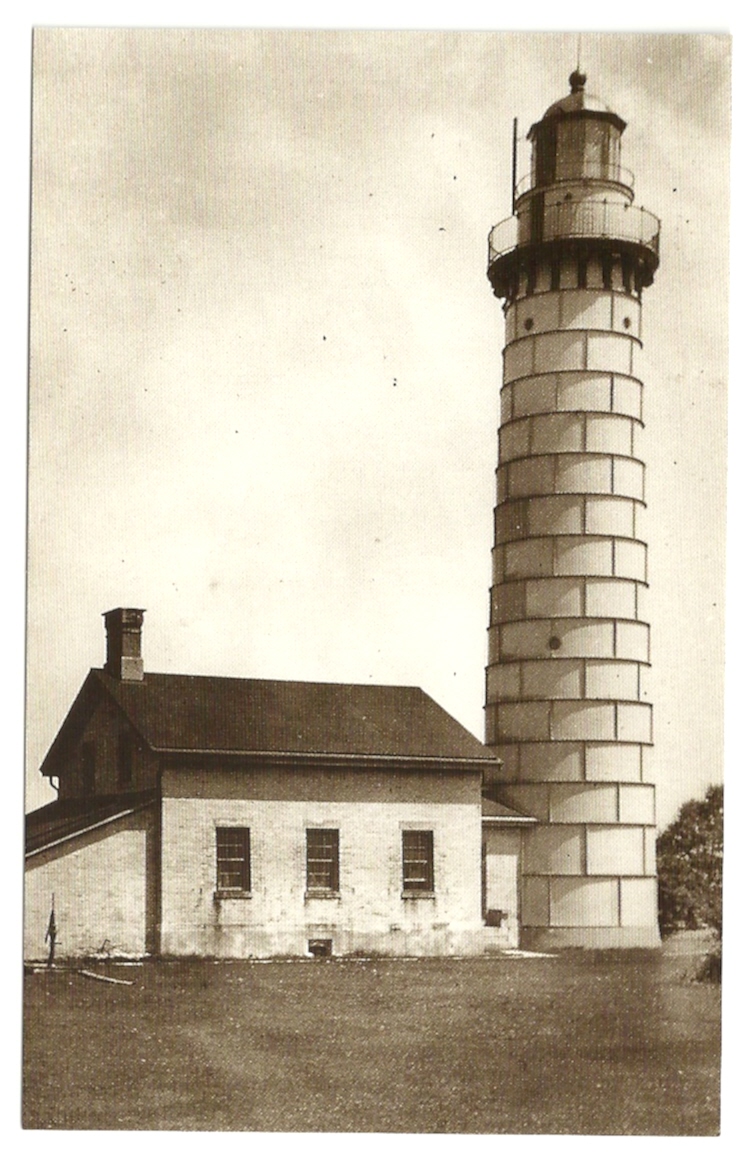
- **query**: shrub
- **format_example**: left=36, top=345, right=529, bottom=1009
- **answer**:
left=695, top=945, right=721, bottom=983
left=657, top=785, right=723, bottom=940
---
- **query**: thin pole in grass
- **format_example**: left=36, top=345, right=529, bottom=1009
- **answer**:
left=45, top=894, right=56, bottom=969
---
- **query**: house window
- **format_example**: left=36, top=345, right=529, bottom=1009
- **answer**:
left=216, top=827, right=251, bottom=894
left=402, top=830, right=434, bottom=893
left=306, top=829, right=339, bottom=893
left=117, top=732, right=133, bottom=788
left=81, top=741, right=96, bottom=796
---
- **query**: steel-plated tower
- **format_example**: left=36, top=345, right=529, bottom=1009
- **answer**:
left=486, top=72, right=661, bottom=948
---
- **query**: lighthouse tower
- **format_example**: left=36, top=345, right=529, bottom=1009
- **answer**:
left=485, top=72, right=661, bottom=948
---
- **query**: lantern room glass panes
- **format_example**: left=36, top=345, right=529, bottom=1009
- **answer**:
left=555, top=119, right=622, bottom=184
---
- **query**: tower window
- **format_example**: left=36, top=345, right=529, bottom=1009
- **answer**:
left=402, top=830, right=434, bottom=894
left=548, top=636, right=562, bottom=651
left=524, top=317, right=535, bottom=331
left=623, top=316, right=632, bottom=330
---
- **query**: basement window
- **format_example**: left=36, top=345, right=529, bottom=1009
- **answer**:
left=306, top=829, right=340, bottom=895
left=402, top=830, right=434, bottom=895
left=215, top=827, right=251, bottom=895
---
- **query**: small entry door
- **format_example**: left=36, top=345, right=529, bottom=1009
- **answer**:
left=483, top=837, right=519, bottom=927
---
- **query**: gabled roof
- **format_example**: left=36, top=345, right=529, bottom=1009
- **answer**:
left=43, top=669, right=497, bottom=771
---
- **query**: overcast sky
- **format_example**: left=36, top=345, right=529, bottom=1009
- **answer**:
left=26, top=29, right=730, bottom=825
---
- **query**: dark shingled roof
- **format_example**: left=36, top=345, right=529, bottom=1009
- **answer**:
left=26, top=791, right=158, bottom=855
left=54, top=669, right=495, bottom=766
left=481, top=795, right=538, bottom=823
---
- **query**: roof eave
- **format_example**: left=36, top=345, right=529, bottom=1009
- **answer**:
left=482, top=814, right=538, bottom=826
left=156, top=746, right=498, bottom=768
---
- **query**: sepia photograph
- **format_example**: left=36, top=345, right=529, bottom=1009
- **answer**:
left=20, top=21, right=730, bottom=1138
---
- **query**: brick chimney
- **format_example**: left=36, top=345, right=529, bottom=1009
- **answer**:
left=103, top=608, right=145, bottom=682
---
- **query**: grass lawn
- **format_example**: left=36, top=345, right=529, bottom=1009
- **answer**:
left=23, top=938, right=720, bottom=1134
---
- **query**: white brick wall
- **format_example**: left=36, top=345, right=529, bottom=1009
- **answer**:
left=159, top=767, right=489, bottom=958
left=25, top=811, right=155, bottom=960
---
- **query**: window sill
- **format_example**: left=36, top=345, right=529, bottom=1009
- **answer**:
left=213, top=890, right=252, bottom=900
left=305, top=890, right=341, bottom=900
left=402, top=890, right=436, bottom=900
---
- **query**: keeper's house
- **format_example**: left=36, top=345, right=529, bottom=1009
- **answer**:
left=25, top=609, right=533, bottom=960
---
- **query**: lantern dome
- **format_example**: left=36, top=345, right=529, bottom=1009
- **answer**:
left=536, top=71, right=626, bottom=133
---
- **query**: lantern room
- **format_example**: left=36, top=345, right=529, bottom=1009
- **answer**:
left=524, top=70, right=630, bottom=198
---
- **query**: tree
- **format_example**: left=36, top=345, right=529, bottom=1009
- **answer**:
left=656, top=785, right=723, bottom=940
